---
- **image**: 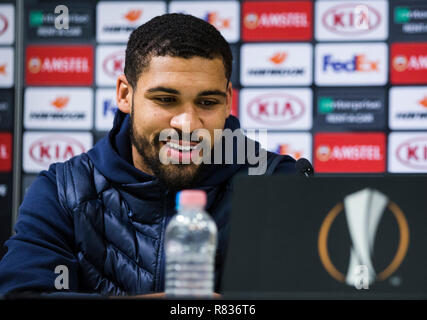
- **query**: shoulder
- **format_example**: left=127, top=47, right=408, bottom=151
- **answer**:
left=267, top=151, right=297, bottom=174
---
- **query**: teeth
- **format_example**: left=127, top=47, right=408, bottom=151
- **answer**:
left=166, top=142, right=197, bottom=151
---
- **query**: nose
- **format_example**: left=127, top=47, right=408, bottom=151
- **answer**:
left=170, top=104, right=203, bottom=136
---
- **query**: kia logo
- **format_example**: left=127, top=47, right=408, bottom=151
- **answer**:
left=103, top=51, right=125, bottom=79
left=29, top=136, right=86, bottom=165
left=0, top=13, right=8, bottom=36
left=247, top=93, right=305, bottom=125
left=322, top=4, right=381, bottom=35
left=396, top=137, right=427, bottom=170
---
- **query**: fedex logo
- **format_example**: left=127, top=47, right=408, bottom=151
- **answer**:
left=96, top=89, right=118, bottom=131
left=169, top=1, right=239, bottom=43
left=103, top=99, right=118, bottom=117
left=315, top=43, right=387, bottom=86
left=323, top=54, right=379, bottom=72
left=204, top=12, right=230, bottom=30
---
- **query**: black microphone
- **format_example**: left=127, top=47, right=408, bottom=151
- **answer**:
left=295, top=158, right=314, bottom=178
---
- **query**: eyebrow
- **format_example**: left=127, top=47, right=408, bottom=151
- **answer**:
left=146, top=86, right=227, bottom=98
left=146, top=86, right=179, bottom=95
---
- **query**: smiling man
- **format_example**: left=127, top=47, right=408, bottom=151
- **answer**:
left=0, top=14, right=297, bottom=296
left=120, top=54, right=231, bottom=190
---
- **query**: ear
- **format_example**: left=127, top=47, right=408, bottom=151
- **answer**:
left=225, top=81, right=233, bottom=118
left=116, top=74, right=133, bottom=114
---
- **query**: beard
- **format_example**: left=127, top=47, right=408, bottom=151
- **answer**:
left=129, top=109, right=205, bottom=191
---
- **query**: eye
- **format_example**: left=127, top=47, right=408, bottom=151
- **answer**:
left=155, top=97, right=176, bottom=104
left=198, top=100, right=218, bottom=107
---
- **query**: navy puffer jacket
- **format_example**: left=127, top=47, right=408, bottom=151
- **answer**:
left=0, top=111, right=296, bottom=296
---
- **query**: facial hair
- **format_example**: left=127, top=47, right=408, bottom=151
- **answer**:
left=129, top=106, right=205, bottom=191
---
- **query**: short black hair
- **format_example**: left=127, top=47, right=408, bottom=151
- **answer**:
left=124, top=13, right=233, bottom=89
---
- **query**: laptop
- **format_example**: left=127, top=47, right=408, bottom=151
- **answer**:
left=221, top=175, right=427, bottom=299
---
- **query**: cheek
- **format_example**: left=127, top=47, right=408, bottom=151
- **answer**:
left=134, top=106, right=168, bottom=138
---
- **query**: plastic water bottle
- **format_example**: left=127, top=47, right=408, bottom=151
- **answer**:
left=165, top=190, right=217, bottom=297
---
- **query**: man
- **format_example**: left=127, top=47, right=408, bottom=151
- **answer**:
left=0, top=14, right=296, bottom=296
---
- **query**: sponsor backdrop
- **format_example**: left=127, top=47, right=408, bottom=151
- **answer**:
left=2, top=0, right=426, bottom=261
left=20, top=0, right=427, bottom=180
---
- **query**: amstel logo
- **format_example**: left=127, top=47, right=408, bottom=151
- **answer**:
left=318, top=189, right=409, bottom=286
left=393, top=55, right=408, bottom=72
left=244, top=13, right=258, bottom=30
left=316, top=145, right=331, bottom=162
left=28, top=57, right=42, bottom=74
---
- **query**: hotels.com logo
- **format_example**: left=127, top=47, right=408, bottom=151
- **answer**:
left=205, top=12, right=230, bottom=30
left=51, top=96, right=69, bottom=109
left=321, top=3, right=381, bottom=35
left=123, top=9, right=142, bottom=23
left=0, top=13, right=8, bottom=36
left=323, top=54, right=379, bottom=73
left=247, top=93, right=305, bottom=126
left=396, top=137, right=427, bottom=170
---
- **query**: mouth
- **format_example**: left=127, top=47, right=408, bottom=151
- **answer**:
left=165, top=140, right=200, bottom=152
left=162, top=139, right=202, bottom=163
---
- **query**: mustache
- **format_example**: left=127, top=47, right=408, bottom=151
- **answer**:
left=155, top=129, right=206, bottom=144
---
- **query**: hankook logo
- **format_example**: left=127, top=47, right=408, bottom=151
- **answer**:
left=318, top=189, right=409, bottom=286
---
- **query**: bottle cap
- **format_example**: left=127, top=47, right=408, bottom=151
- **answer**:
left=176, top=190, right=207, bottom=209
